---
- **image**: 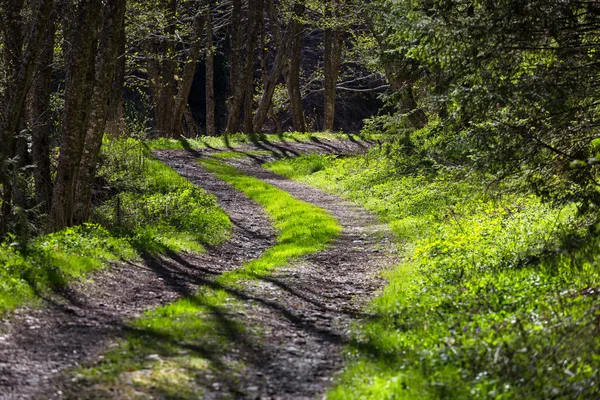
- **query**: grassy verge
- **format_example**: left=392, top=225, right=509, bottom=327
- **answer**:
left=0, top=137, right=231, bottom=315
left=147, top=131, right=375, bottom=151
left=266, top=151, right=600, bottom=399
left=68, top=158, right=340, bottom=398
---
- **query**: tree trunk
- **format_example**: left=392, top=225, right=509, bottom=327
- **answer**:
left=182, top=104, right=198, bottom=137
left=287, top=2, right=306, bottom=132
left=241, top=0, right=262, bottom=134
left=269, top=107, right=282, bottom=134
left=243, top=78, right=254, bottom=134
left=401, top=87, right=428, bottom=129
left=323, top=28, right=343, bottom=131
left=205, top=4, right=215, bottom=136
left=252, top=0, right=288, bottom=132
left=147, top=2, right=204, bottom=138
left=106, top=16, right=126, bottom=136
left=13, top=118, right=29, bottom=216
left=28, top=14, right=56, bottom=217
left=147, top=0, right=177, bottom=137
left=365, top=14, right=428, bottom=131
left=50, top=0, right=102, bottom=231
left=73, top=0, right=126, bottom=225
left=385, top=64, right=428, bottom=130
left=171, top=13, right=205, bottom=138
left=0, top=0, right=55, bottom=236
left=225, top=0, right=244, bottom=133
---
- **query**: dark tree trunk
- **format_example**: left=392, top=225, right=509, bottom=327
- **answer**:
left=147, top=0, right=178, bottom=137
left=172, top=13, right=205, bottom=138
left=244, top=78, right=254, bottom=134
left=385, top=64, right=428, bottom=130
left=50, top=0, right=102, bottom=231
left=252, top=0, right=288, bottom=132
left=323, top=28, right=343, bottom=131
left=401, top=87, right=428, bottom=130
left=225, top=0, right=244, bottom=133
left=241, top=0, right=262, bottom=134
left=73, top=0, right=126, bottom=225
left=106, top=16, right=126, bottom=136
left=287, top=2, right=306, bottom=132
left=269, top=107, right=282, bottom=133
left=28, top=14, right=57, bottom=217
left=13, top=118, right=30, bottom=218
left=148, top=2, right=205, bottom=138
left=0, top=0, right=55, bottom=236
left=205, top=4, right=215, bottom=136
left=183, top=104, right=198, bottom=137
left=365, top=15, right=428, bottom=131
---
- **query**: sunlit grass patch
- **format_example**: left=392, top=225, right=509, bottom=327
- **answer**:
left=265, top=152, right=338, bottom=179
left=266, top=151, right=600, bottom=399
left=94, top=137, right=232, bottom=254
left=69, top=287, right=248, bottom=399
left=0, top=224, right=136, bottom=315
left=201, top=158, right=341, bottom=285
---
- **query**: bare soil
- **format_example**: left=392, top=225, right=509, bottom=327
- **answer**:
left=0, top=138, right=396, bottom=399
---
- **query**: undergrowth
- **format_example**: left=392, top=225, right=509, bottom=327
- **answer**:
left=93, top=137, right=231, bottom=253
left=0, top=136, right=231, bottom=315
left=266, top=149, right=600, bottom=399
left=67, top=157, right=340, bottom=398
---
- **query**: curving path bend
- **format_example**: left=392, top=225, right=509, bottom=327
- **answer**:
left=0, top=139, right=397, bottom=399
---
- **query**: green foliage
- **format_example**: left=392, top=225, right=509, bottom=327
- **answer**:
left=367, top=0, right=600, bottom=209
left=68, top=157, right=341, bottom=398
left=93, top=136, right=231, bottom=254
left=0, top=136, right=231, bottom=314
left=266, top=149, right=600, bottom=399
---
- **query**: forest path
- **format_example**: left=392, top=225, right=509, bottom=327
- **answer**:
left=0, top=138, right=396, bottom=399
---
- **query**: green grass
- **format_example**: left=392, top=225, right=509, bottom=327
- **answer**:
left=0, top=137, right=231, bottom=315
left=147, top=131, right=375, bottom=151
left=0, top=224, right=136, bottom=313
left=93, top=137, right=231, bottom=254
left=201, top=157, right=340, bottom=284
left=266, top=151, right=600, bottom=399
left=67, top=157, right=341, bottom=398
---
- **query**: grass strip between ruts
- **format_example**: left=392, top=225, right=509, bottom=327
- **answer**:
left=69, top=158, right=341, bottom=399
left=201, top=158, right=341, bottom=285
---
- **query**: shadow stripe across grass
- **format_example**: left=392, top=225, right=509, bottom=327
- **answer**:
left=70, top=158, right=341, bottom=398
